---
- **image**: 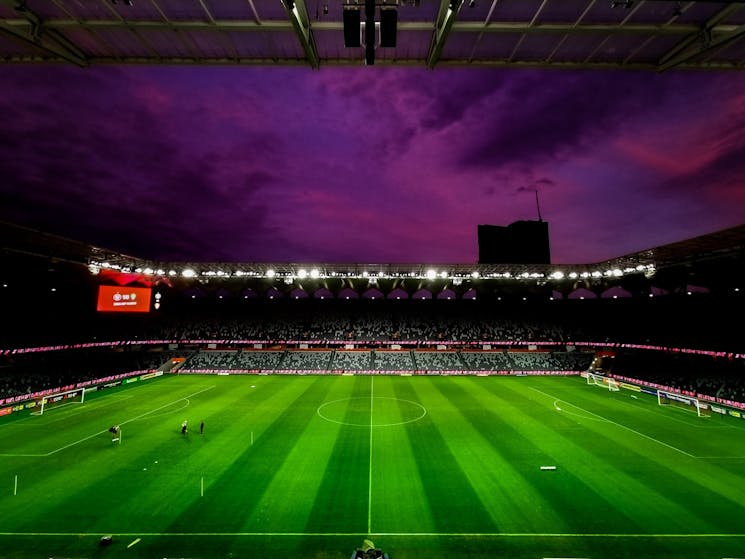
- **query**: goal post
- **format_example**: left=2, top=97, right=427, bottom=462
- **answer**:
left=586, top=372, right=620, bottom=392
left=31, top=387, right=86, bottom=415
left=657, top=389, right=709, bottom=417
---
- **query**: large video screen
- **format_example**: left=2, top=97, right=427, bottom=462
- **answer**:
left=96, top=285, right=152, bottom=313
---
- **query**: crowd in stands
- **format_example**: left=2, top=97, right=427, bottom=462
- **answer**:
left=1, top=297, right=744, bottom=405
left=3, top=296, right=744, bottom=353
left=608, top=349, right=745, bottom=406
left=177, top=348, right=594, bottom=373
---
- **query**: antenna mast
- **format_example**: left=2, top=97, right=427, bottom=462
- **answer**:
left=535, top=189, right=543, bottom=222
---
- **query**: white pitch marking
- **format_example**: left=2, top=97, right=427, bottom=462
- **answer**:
left=534, top=388, right=694, bottom=457
left=127, top=538, right=141, bottom=548
left=0, top=531, right=743, bottom=538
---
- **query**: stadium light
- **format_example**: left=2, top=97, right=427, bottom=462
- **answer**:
left=266, top=269, right=276, bottom=278
left=298, top=269, right=308, bottom=279
left=168, top=270, right=177, bottom=276
left=471, top=271, right=479, bottom=278
left=550, top=271, right=564, bottom=280
left=426, top=269, right=437, bottom=280
left=182, top=269, right=196, bottom=278
left=310, top=269, right=320, bottom=279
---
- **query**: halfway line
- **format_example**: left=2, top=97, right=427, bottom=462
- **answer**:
left=368, top=375, right=374, bottom=534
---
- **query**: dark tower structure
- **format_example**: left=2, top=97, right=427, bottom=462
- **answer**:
left=478, top=220, right=550, bottom=264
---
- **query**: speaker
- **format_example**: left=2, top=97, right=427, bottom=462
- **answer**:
left=380, top=9, right=397, bottom=48
left=343, top=9, right=360, bottom=47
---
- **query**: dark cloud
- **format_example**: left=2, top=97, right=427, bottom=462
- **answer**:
left=455, top=71, right=671, bottom=170
left=0, top=65, right=744, bottom=264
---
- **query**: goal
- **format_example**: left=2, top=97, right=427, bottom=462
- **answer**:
left=31, top=388, right=86, bottom=415
left=657, top=389, right=709, bottom=417
left=586, top=372, right=620, bottom=391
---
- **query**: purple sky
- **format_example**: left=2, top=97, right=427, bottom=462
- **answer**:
left=1, top=65, right=744, bottom=265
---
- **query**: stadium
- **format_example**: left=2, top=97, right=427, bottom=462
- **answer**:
left=2, top=1, right=745, bottom=559
left=2, top=218, right=745, bottom=559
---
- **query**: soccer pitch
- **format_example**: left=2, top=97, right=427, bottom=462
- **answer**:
left=1, top=374, right=744, bottom=559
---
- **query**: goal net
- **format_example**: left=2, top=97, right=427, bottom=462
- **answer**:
left=657, top=389, right=709, bottom=417
left=586, top=372, right=620, bottom=391
left=31, top=388, right=86, bottom=415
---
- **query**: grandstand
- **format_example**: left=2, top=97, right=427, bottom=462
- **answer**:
left=2, top=1, right=745, bottom=554
left=1, top=225, right=745, bottom=559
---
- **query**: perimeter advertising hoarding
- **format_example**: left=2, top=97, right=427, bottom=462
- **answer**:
left=96, top=285, right=152, bottom=313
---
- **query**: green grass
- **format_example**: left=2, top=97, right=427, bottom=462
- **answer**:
left=0, top=373, right=744, bottom=559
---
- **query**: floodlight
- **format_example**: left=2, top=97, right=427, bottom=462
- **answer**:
left=266, top=269, right=276, bottom=278
left=182, top=268, right=196, bottom=278
left=426, top=269, right=436, bottom=279
left=298, top=269, right=308, bottom=279
left=310, top=269, right=320, bottom=278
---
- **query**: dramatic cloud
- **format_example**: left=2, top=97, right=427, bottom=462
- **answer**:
left=1, top=64, right=744, bottom=264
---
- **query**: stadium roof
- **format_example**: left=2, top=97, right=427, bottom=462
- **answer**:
left=1, top=0, right=745, bottom=70
left=2, top=219, right=744, bottom=283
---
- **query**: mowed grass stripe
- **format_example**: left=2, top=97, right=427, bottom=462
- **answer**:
left=163, top=375, right=332, bottom=533
left=469, top=378, right=665, bottom=533
left=395, top=377, right=495, bottom=533
left=366, top=375, right=437, bottom=534
left=565, top=376, right=745, bottom=460
left=0, top=375, right=193, bottom=455
left=530, top=376, right=741, bottom=457
left=424, top=377, right=571, bottom=534
left=239, top=376, right=363, bottom=533
left=83, top=375, right=307, bottom=533
left=0, top=377, right=221, bottom=532
left=539, top=381, right=745, bottom=510
left=484, top=378, right=721, bottom=534
left=289, top=375, right=369, bottom=533
left=522, top=380, right=745, bottom=533
left=3, top=375, right=745, bottom=559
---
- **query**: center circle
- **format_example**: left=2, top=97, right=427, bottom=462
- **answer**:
left=317, top=396, right=427, bottom=427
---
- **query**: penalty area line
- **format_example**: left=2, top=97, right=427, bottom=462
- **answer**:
left=43, top=385, right=216, bottom=457
left=530, top=387, right=695, bottom=458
